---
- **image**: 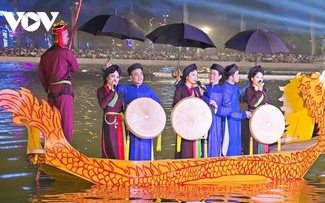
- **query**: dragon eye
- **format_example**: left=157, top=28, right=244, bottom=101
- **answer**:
left=315, top=84, right=323, bottom=96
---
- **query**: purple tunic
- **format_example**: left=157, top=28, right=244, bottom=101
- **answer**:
left=38, top=44, right=78, bottom=143
left=172, top=84, right=201, bottom=159
left=245, top=85, right=269, bottom=111
left=245, top=84, right=269, bottom=154
left=97, top=86, right=125, bottom=159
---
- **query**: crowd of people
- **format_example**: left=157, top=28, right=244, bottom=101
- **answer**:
left=94, top=61, right=268, bottom=161
left=0, top=46, right=323, bottom=63
left=170, top=63, right=268, bottom=158
left=34, top=20, right=293, bottom=182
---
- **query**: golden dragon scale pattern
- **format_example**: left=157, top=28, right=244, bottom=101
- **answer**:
left=0, top=72, right=325, bottom=186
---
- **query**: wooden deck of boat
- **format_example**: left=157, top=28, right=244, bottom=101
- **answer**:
left=269, top=137, right=318, bottom=153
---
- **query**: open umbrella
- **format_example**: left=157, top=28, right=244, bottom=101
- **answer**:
left=225, top=29, right=289, bottom=54
left=78, top=14, right=145, bottom=42
left=146, top=22, right=215, bottom=70
left=146, top=23, right=215, bottom=49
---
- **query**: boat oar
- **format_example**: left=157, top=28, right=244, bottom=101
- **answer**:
left=69, top=0, right=83, bottom=50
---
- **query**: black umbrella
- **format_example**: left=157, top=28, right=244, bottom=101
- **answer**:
left=146, top=23, right=215, bottom=49
left=79, top=14, right=145, bottom=42
left=225, top=29, right=289, bottom=54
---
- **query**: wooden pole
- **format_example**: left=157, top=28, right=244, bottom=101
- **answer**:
left=69, top=0, right=82, bottom=50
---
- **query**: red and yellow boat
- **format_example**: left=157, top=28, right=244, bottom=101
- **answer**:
left=0, top=71, right=324, bottom=187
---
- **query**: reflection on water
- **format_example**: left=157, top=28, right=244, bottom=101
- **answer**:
left=27, top=180, right=325, bottom=202
left=1, top=62, right=325, bottom=202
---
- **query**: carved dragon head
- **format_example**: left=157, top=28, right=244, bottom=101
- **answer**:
left=299, top=71, right=325, bottom=129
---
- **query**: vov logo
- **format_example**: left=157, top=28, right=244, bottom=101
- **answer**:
left=3, top=12, right=59, bottom=32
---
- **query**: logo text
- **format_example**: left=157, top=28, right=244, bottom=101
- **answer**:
left=3, top=12, right=59, bottom=32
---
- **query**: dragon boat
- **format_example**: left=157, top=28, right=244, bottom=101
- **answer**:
left=0, top=71, right=325, bottom=187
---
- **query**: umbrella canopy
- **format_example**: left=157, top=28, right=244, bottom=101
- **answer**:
left=146, top=23, right=215, bottom=49
left=225, top=29, right=289, bottom=54
left=78, top=14, right=146, bottom=42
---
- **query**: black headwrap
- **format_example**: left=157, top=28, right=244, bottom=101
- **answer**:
left=127, top=63, right=143, bottom=75
left=210, top=63, right=224, bottom=75
left=248, top=65, right=264, bottom=80
left=181, top=63, right=197, bottom=81
left=224, top=64, right=238, bottom=79
left=102, top=64, right=122, bottom=81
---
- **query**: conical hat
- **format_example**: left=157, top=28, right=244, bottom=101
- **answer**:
left=171, top=97, right=212, bottom=140
left=125, top=98, right=166, bottom=139
left=249, top=104, right=285, bottom=144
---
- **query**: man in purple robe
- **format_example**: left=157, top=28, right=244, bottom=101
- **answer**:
left=38, top=21, right=79, bottom=143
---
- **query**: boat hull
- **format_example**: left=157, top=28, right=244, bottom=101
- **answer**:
left=1, top=71, right=325, bottom=186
